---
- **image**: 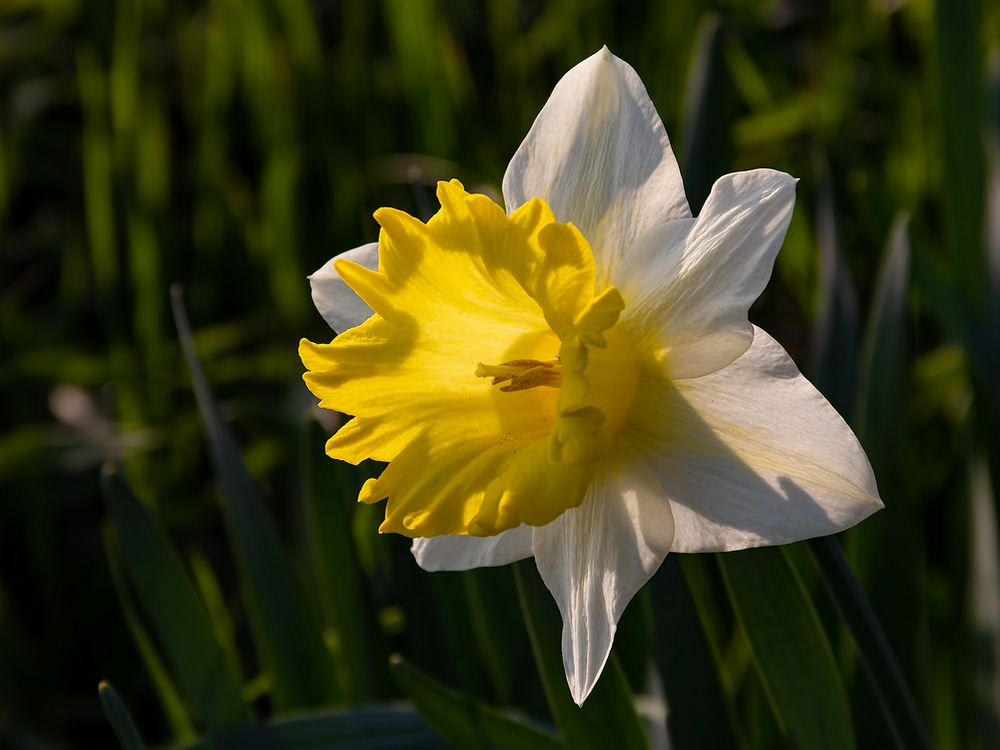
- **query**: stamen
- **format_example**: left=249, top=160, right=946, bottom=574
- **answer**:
left=475, top=358, right=563, bottom=392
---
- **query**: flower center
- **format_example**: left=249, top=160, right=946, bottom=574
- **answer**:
left=475, top=358, right=563, bottom=391
left=301, top=180, right=642, bottom=538
left=583, top=327, right=641, bottom=435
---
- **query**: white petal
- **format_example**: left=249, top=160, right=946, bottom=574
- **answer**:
left=634, top=327, right=882, bottom=553
left=617, top=170, right=796, bottom=379
left=503, top=47, right=689, bottom=280
left=309, top=242, right=378, bottom=333
left=412, top=526, right=533, bottom=572
left=533, top=448, right=674, bottom=705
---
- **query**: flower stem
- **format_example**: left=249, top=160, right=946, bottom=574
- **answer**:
left=808, top=536, right=932, bottom=750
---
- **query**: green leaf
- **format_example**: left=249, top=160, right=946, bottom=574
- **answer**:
left=841, top=214, right=933, bottom=750
left=460, top=568, right=525, bottom=704
left=654, top=556, right=743, bottom=749
left=934, top=0, right=986, bottom=301
left=99, top=680, right=147, bottom=750
left=188, top=551, right=245, bottom=690
left=809, top=537, right=932, bottom=750
left=719, top=547, right=856, bottom=750
left=809, top=154, right=859, bottom=417
left=910, top=245, right=1000, bottom=417
left=103, top=525, right=198, bottom=742
left=677, top=13, right=734, bottom=213
left=102, top=466, right=251, bottom=731
left=513, top=562, right=649, bottom=750
left=183, top=706, right=445, bottom=750
left=301, top=419, right=389, bottom=702
left=391, top=654, right=562, bottom=750
left=171, top=287, right=338, bottom=709
left=968, top=452, right=1000, bottom=748
left=855, top=214, right=911, bottom=465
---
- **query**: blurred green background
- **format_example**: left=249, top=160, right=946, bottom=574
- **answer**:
left=2, top=0, right=999, bottom=748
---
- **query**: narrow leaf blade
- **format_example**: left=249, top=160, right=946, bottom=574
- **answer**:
left=391, top=655, right=562, bottom=750
left=102, top=467, right=250, bottom=730
left=719, top=547, right=856, bottom=750
left=302, top=419, right=389, bottom=702
left=184, top=706, right=445, bottom=750
left=171, top=288, right=338, bottom=709
left=99, top=680, right=148, bottom=750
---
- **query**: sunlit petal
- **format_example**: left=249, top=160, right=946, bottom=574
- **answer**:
left=503, top=47, right=689, bottom=281
left=533, top=446, right=674, bottom=705
left=617, top=169, right=796, bottom=379
left=629, top=327, right=882, bottom=552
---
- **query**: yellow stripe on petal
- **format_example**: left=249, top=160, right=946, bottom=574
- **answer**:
left=300, top=180, right=642, bottom=538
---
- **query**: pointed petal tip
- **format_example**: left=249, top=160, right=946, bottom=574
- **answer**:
left=569, top=673, right=600, bottom=707
left=502, top=44, right=690, bottom=254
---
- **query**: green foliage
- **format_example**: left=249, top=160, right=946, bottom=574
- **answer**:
left=391, top=655, right=562, bottom=750
left=102, top=465, right=250, bottom=731
left=720, top=547, right=856, bottom=750
left=181, top=707, right=445, bottom=750
left=171, top=288, right=339, bottom=711
left=1, top=0, right=999, bottom=748
left=98, top=681, right=147, bottom=750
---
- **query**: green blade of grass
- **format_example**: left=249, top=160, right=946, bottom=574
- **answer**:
left=969, top=452, right=1000, bottom=747
left=677, top=13, right=732, bottom=213
left=653, top=556, right=743, bottom=749
left=719, top=547, right=856, bottom=750
left=910, top=242, right=1000, bottom=417
left=301, top=419, right=389, bottom=702
left=854, top=214, right=911, bottom=463
left=810, top=154, right=859, bottom=417
left=171, top=287, right=338, bottom=710
left=188, top=551, right=245, bottom=691
left=183, top=706, right=445, bottom=750
left=98, top=680, right=147, bottom=750
left=102, top=525, right=197, bottom=742
left=835, top=214, right=933, bottom=750
left=102, top=466, right=250, bottom=730
left=460, top=568, right=521, bottom=704
left=391, top=654, right=562, bottom=750
left=934, top=0, right=986, bottom=302
left=513, top=562, right=649, bottom=750
left=809, top=537, right=932, bottom=750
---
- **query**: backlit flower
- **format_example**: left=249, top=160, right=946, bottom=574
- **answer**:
left=300, top=47, right=882, bottom=705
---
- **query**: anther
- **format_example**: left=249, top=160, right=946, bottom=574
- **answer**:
left=475, top=359, right=563, bottom=391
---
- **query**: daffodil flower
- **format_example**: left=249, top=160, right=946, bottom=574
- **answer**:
left=300, top=47, right=882, bottom=705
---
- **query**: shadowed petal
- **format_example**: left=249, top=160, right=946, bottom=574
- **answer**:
left=411, top=526, right=534, bottom=571
left=631, top=327, right=882, bottom=553
left=503, top=47, right=689, bottom=280
left=533, top=447, right=674, bottom=705
left=309, top=242, right=379, bottom=333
